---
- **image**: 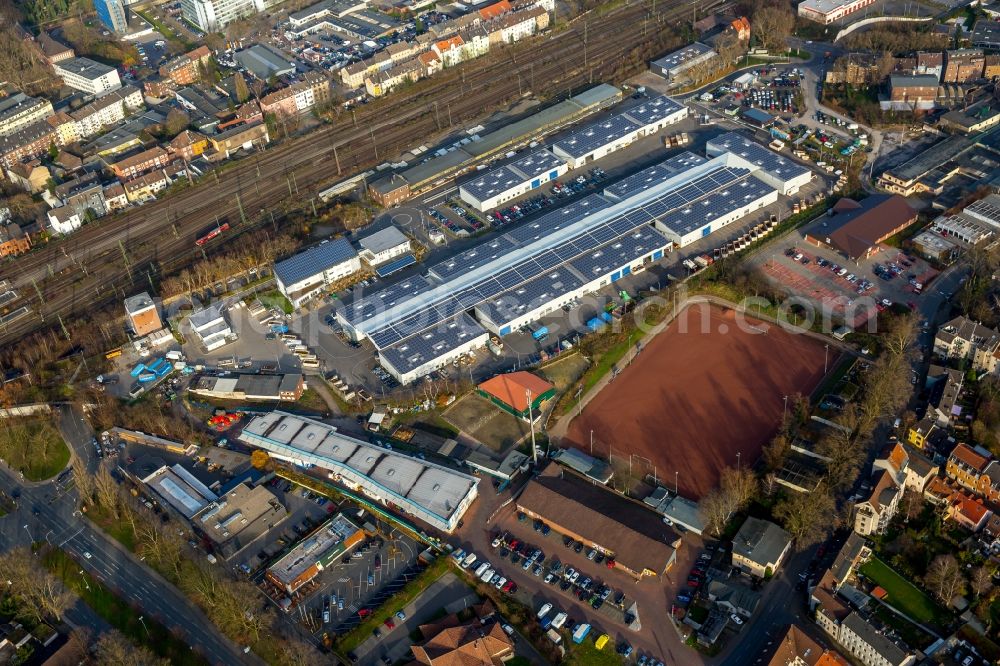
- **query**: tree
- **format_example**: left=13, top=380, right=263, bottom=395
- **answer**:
left=774, top=486, right=835, bottom=548
left=925, top=554, right=964, bottom=604
left=164, top=109, right=190, bottom=137
left=0, top=548, right=73, bottom=624
left=250, top=449, right=270, bottom=470
left=93, top=460, right=120, bottom=518
left=762, top=433, right=790, bottom=471
left=95, top=630, right=170, bottom=666
left=71, top=454, right=94, bottom=505
left=701, top=467, right=758, bottom=535
left=751, top=6, right=793, bottom=53
left=971, top=565, right=993, bottom=600
left=234, top=71, right=250, bottom=104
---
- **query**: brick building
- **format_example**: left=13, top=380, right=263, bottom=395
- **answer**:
left=943, top=49, right=985, bottom=83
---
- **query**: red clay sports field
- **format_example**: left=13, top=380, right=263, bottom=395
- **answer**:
left=564, top=304, right=830, bottom=499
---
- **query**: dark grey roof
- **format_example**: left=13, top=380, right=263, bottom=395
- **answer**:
left=732, top=517, right=790, bottom=567
left=706, top=131, right=810, bottom=183
left=890, top=74, right=940, bottom=88
left=379, top=312, right=486, bottom=375
left=621, top=95, right=686, bottom=127
left=339, top=274, right=434, bottom=328
left=553, top=114, right=640, bottom=159
left=274, top=238, right=358, bottom=287
left=829, top=532, right=868, bottom=585
left=568, top=225, right=668, bottom=280
left=650, top=42, right=715, bottom=73
left=842, top=612, right=912, bottom=665
left=604, top=152, right=708, bottom=199
left=475, top=265, right=585, bottom=325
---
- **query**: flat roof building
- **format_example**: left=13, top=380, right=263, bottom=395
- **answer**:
left=189, top=303, right=232, bottom=351
left=235, top=44, right=296, bottom=81
left=551, top=95, right=688, bottom=168
left=124, top=291, right=163, bottom=337
left=266, top=513, right=364, bottom=594
left=705, top=131, right=812, bottom=195
left=357, top=226, right=411, bottom=266
left=53, top=57, right=122, bottom=96
left=650, top=42, right=716, bottom=80
left=731, top=517, right=792, bottom=578
left=190, top=373, right=305, bottom=402
left=192, top=482, right=288, bottom=558
left=337, top=145, right=796, bottom=383
left=239, top=412, right=479, bottom=533
left=142, top=464, right=218, bottom=519
left=274, top=238, right=361, bottom=308
left=459, top=149, right=568, bottom=211
left=797, top=0, right=877, bottom=24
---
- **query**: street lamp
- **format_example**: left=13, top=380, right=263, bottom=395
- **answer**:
left=824, top=343, right=830, bottom=374
left=22, top=525, right=30, bottom=543
left=138, top=616, right=150, bottom=637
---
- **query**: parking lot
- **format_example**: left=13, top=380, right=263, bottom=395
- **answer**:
left=751, top=220, right=938, bottom=327
left=697, top=66, right=805, bottom=122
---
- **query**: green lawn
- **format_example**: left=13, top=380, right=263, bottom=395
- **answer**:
left=565, top=638, right=622, bottom=665
left=258, top=290, right=294, bottom=315
left=859, top=557, right=953, bottom=630
left=43, top=549, right=208, bottom=666
left=0, top=418, right=70, bottom=481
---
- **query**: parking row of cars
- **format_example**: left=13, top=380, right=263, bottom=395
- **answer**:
left=427, top=207, right=466, bottom=236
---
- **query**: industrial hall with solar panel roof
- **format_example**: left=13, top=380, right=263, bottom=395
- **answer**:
left=335, top=131, right=811, bottom=384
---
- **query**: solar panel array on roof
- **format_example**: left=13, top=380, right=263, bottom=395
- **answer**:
left=553, top=114, right=638, bottom=159
left=569, top=226, right=669, bottom=279
left=340, top=274, right=434, bottom=328
left=707, top=132, right=810, bottom=182
left=505, top=194, right=612, bottom=244
left=379, top=312, right=487, bottom=374
left=460, top=148, right=566, bottom=202
left=428, top=235, right=519, bottom=281
left=461, top=165, right=527, bottom=202
left=274, top=238, right=357, bottom=288
left=605, top=152, right=708, bottom=199
left=656, top=175, right=776, bottom=236
left=476, top=265, right=585, bottom=324
left=621, top=95, right=687, bottom=127
left=509, top=149, right=564, bottom=179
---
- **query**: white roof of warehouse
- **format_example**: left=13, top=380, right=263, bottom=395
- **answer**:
left=239, top=412, right=478, bottom=527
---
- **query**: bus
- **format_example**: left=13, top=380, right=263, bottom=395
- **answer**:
left=105, top=348, right=123, bottom=360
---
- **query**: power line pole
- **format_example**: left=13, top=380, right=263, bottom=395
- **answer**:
left=526, top=388, right=537, bottom=465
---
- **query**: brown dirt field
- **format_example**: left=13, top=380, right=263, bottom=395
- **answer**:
left=564, top=304, right=829, bottom=500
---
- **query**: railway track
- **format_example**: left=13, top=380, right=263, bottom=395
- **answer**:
left=0, top=0, right=726, bottom=347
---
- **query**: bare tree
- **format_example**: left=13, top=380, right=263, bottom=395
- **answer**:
left=0, top=548, right=74, bottom=623
left=925, top=554, right=965, bottom=604
left=774, top=486, right=835, bottom=548
left=702, top=467, right=758, bottom=535
left=93, top=460, right=120, bottom=518
left=95, top=630, right=170, bottom=666
left=751, top=6, right=794, bottom=53
left=971, top=565, right=993, bottom=600
left=72, top=455, right=94, bottom=505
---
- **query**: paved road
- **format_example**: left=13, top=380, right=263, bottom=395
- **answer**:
left=0, top=456, right=257, bottom=664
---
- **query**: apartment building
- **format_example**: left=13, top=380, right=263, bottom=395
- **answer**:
left=934, top=315, right=1000, bottom=374
left=69, top=86, right=144, bottom=139
left=159, top=46, right=213, bottom=86
left=0, top=120, right=58, bottom=172
left=0, top=93, right=54, bottom=138
left=945, top=443, right=1000, bottom=504
left=0, top=223, right=31, bottom=258
left=110, top=146, right=171, bottom=180
left=943, top=49, right=985, bottom=84
left=854, top=469, right=901, bottom=536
